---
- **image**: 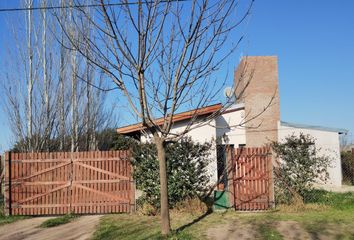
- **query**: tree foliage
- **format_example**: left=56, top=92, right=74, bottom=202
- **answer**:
left=272, top=133, right=332, bottom=203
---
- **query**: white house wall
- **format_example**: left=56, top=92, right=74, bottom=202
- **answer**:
left=278, top=122, right=342, bottom=187
left=139, top=107, right=247, bottom=187
left=215, top=108, right=246, bottom=146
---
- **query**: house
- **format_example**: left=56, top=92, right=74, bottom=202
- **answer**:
left=117, top=56, right=347, bottom=190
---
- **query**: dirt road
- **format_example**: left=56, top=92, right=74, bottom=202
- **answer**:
left=0, top=215, right=101, bottom=240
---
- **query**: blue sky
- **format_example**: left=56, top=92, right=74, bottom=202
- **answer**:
left=0, top=0, right=353, bottom=151
left=244, top=0, right=354, bottom=141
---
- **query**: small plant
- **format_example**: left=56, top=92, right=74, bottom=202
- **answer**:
left=40, top=214, right=78, bottom=228
left=173, top=198, right=209, bottom=215
left=137, top=203, right=158, bottom=216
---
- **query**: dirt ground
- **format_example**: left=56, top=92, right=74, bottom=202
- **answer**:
left=207, top=220, right=258, bottom=240
left=0, top=215, right=101, bottom=240
left=207, top=219, right=312, bottom=240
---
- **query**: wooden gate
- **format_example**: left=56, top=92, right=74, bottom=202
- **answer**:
left=229, top=147, right=273, bottom=210
left=4, top=151, right=135, bottom=215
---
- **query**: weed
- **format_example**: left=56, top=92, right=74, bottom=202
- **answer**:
left=40, top=214, right=78, bottom=228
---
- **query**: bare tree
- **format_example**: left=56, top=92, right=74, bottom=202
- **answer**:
left=1, top=0, right=115, bottom=153
left=56, top=0, right=254, bottom=234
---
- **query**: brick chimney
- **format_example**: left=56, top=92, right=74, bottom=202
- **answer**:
left=234, top=56, right=280, bottom=147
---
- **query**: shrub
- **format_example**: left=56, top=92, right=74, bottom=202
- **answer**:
left=113, top=137, right=212, bottom=210
left=272, top=133, right=332, bottom=204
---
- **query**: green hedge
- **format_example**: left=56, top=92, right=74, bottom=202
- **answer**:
left=112, top=135, right=212, bottom=209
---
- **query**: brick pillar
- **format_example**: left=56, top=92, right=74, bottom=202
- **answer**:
left=234, top=56, right=280, bottom=147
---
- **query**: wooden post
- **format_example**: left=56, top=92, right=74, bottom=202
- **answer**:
left=69, top=151, right=73, bottom=214
left=5, top=152, right=12, bottom=216
left=128, top=151, right=135, bottom=213
left=4, top=153, right=7, bottom=216
left=267, top=146, right=275, bottom=209
left=226, top=146, right=235, bottom=209
left=9, top=152, right=12, bottom=216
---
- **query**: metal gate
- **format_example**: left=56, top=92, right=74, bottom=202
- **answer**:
left=230, top=147, right=273, bottom=210
left=4, top=151, right=135, bottom=215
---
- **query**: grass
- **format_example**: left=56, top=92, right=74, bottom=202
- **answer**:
left=0, top=197, right=28, bottom=226
left=39, top=214, right=78, bottom=228
left=257, top=223, right=283, bottom=240
left=0, top=214, right=28, bottom=226
left=93, top=213, right=196, bottom=240
left=93, top=191, right=354, bottom=240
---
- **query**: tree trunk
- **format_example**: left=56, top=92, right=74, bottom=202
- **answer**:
left=154, top=135, right=171, bottom=235
left=26, top=0, right=33, bottom=151
left=59, top=0, right=66, bottom=151
left=42, top=0, right=49, bottom=151
left=70, top=0, right=78, bottom=152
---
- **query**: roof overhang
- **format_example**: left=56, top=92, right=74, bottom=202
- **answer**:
left=117, top=103, right=223, bottom=135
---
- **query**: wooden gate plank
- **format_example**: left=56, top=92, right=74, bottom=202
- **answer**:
left=74, top=162, right=130, bottom=180
left=18, top=162, right=71, bottom=181
left=18, top=183, right=71, bottom=204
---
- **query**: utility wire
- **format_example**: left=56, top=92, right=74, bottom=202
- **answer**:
left=0, top=0, right=189, bottom=13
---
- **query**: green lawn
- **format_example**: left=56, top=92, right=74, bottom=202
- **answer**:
left=93, top=191, right=354, bottom=240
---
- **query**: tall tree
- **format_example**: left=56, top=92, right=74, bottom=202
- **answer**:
left=58, top=0, right=254, bottom=234
left=41, top=0, right=50, bottom=151
left=69, top=0, right=79, bottom=152
left=59, top=0, right=67, bottom=151
left=26, top=0, right=34, bottom=151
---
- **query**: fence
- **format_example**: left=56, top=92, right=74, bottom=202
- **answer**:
left=227, top=147, right=274, bottom=210
left=341, top=148, right=354, bottom=186
left=3, top=150, right=134, bottom=216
